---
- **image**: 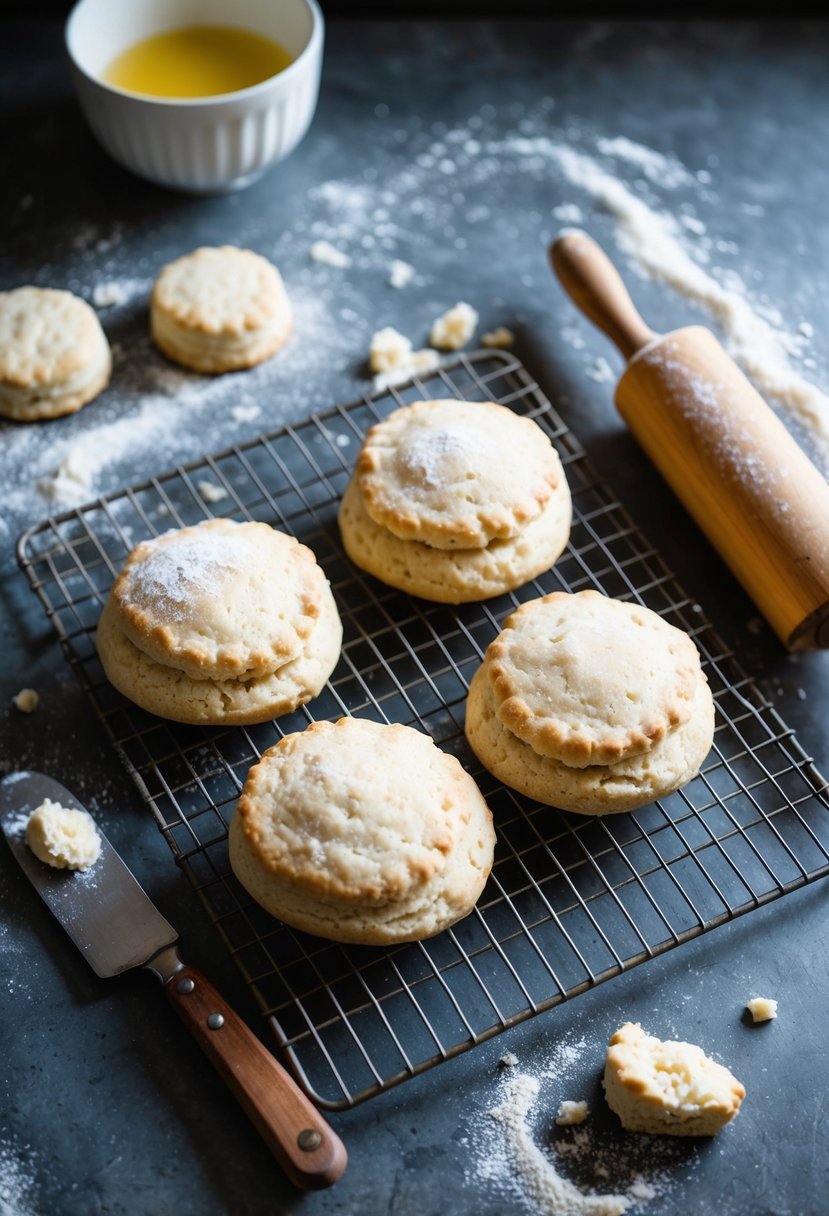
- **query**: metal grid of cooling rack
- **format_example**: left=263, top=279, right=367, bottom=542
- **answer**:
left=17, top=350, right=829, bottom=1111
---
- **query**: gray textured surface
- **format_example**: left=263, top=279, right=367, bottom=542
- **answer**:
left=1, top=18, right=828, bottom=1216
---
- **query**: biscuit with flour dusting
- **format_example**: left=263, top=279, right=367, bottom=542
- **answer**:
left=0, top=287, right=111, bottom=421
left=112, top=519, right=325, bottom=681
left=339, top=400, right=572, bottom=602
left=151, top=246, right=292, bottom=373
left=357, top=399, right=563, bottom=549
left=229, top=717, right=496, bottom=944
left=97, top=588, right=342, bottom=726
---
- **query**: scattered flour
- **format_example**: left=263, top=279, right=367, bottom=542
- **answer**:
left=596, top=136, right=693, bottom=189
left=545, top=144, right=829, bottom=453
left=489, top=1073, right=631, bottom=1215
left=586, top=356, right=615, bottom=384
left=0, top=1139, right=37, bottom=1216
left=553, top=203, right=584, bottom=224
left=464, top=1038, right=691, bottom=1216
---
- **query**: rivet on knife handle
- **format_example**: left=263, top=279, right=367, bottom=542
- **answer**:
left=165, top=965, right=347, bottom=1190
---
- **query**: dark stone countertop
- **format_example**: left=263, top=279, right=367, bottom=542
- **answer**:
left=1, top=17, right=828, bottom=1216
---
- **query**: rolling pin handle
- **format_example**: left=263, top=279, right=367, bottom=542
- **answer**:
left=550, top=231, right=658, bottom=361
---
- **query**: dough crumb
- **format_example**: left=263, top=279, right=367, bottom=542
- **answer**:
left=369, top=326, right=439, bottom=390
left=310, top=240, right=351, bottom=269
left=481, top=326, right=514, bottom=349
left=746, top=996, right=778, bottom=1023
left=197, top=480, right=229, bottom=504
left=389, top=259, right=415, bottom=289
left=25, top=798, right=101, bottom=871
left=498, top=1052, right=519, bottom=1068
left=555, top=1100, right=589, bottom=1126
left=12, top=688, right=39, bottom=713
left=429, top=301, right=478, bottom=350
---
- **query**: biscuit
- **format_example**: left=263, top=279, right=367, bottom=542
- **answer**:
left=112, top=519, right=324, bottom=681
left=229, top=717, right=496, bottom=944
left=97, top=588, right=341, bottom=726
left=98, top=519, right=342, bottom=725
left=0, top=287, right=111, bottom=421
left=487, top=590, right=700, bottom=767
left=150, top=246, right=292, bottom=373
left=339, top=400, right=572, bottom=603
left=465, top=591, right=714, bottom=815
left=357, top=399, right=563, bottom=549
left=603, top=1022, right=745, bottom=1136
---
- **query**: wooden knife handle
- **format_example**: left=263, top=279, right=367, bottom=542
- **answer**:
left=165, top=965, right=347, bottom=1189
left=550, top=230, right=658, bottom=360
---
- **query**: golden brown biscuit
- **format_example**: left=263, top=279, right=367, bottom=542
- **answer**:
left=229, top=717, right=496, bottom=944
left=0, top=287, right=111, bottom=421
left=151, top=246, right=292, bottom=373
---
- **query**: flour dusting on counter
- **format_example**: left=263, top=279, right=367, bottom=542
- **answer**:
left=462, top=1036, right=688, bottom=1214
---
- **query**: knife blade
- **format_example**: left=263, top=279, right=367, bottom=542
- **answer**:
left=0, top=771, right=347, bottom=1190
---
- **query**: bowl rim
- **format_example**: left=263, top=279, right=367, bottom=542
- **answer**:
left=64, top=0, right=324, bottom=108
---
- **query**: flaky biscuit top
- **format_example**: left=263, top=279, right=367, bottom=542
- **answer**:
left=111, top=519, right=324, bottom=681
left=486, top=590, right=703, bottom=767
left=235, top=718, right=491, bottom=905
left=357, top=399, right=564, bottom=550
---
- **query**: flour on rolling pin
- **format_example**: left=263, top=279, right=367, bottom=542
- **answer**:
left=552, top=232, right=829, bottom=651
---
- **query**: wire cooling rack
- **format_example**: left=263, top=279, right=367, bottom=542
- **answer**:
left=17, top=350, right=829, bottom=1110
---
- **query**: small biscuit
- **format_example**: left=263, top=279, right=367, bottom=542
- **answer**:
left=338, top=473, right=571, bottom=604
left=0, top=287, right=111, bottom=421
left=487, top=590, right=701, bottom=767
left=465, top=591, right=715, bottom=815
left=97, top=589, right=342, bottom=726
left=357, top=399, right=563, bottom=549
left=229, top=717, right=496, bottom=944
left=603, top=1022, right=745, bottom=1137
left=151, top=246, right=292, bottom=373
left=112, top=519, right=324, bottom=681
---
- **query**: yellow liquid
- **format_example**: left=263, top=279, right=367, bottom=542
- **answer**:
left=104, top=26, right=294, bottom=99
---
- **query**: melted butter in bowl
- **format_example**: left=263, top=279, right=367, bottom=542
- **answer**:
left=104, top=25, right=294, bottom=99
left=65, top=0, right=324, bottom=193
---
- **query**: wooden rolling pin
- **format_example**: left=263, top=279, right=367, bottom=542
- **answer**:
left=550, top=230, right=829, bottom=651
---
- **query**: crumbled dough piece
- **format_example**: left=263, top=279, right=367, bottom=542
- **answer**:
left=481, top=327, right=514, bottom=349
left=13, top=688, right=39, bottom=713
left=555, top=1100, right=589, bottom=1126
left=197, top=480, right=229, bottom=504
left=92, top=281, right=129, bottom=308
left=373, top=348, right=439, bottom=393
left=369, top=327, right=439, bottom=391
left=389, top=259, right=414, bottom=289
left=603, top=1022, right=745, bottom=1137
left=746, top=997, right=778, bottom=1023
left=369, top=326, right=413, bottom=376
left=25, top=798, right=102, bottom=871
left=429, top=302, right=479, bottom=351
left=498, top=1052, right=519, bottom=1068
left=309, top=240, right=351, bottom=269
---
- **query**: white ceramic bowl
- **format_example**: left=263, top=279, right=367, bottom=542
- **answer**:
left=65, top=0, right=324, bottom=193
